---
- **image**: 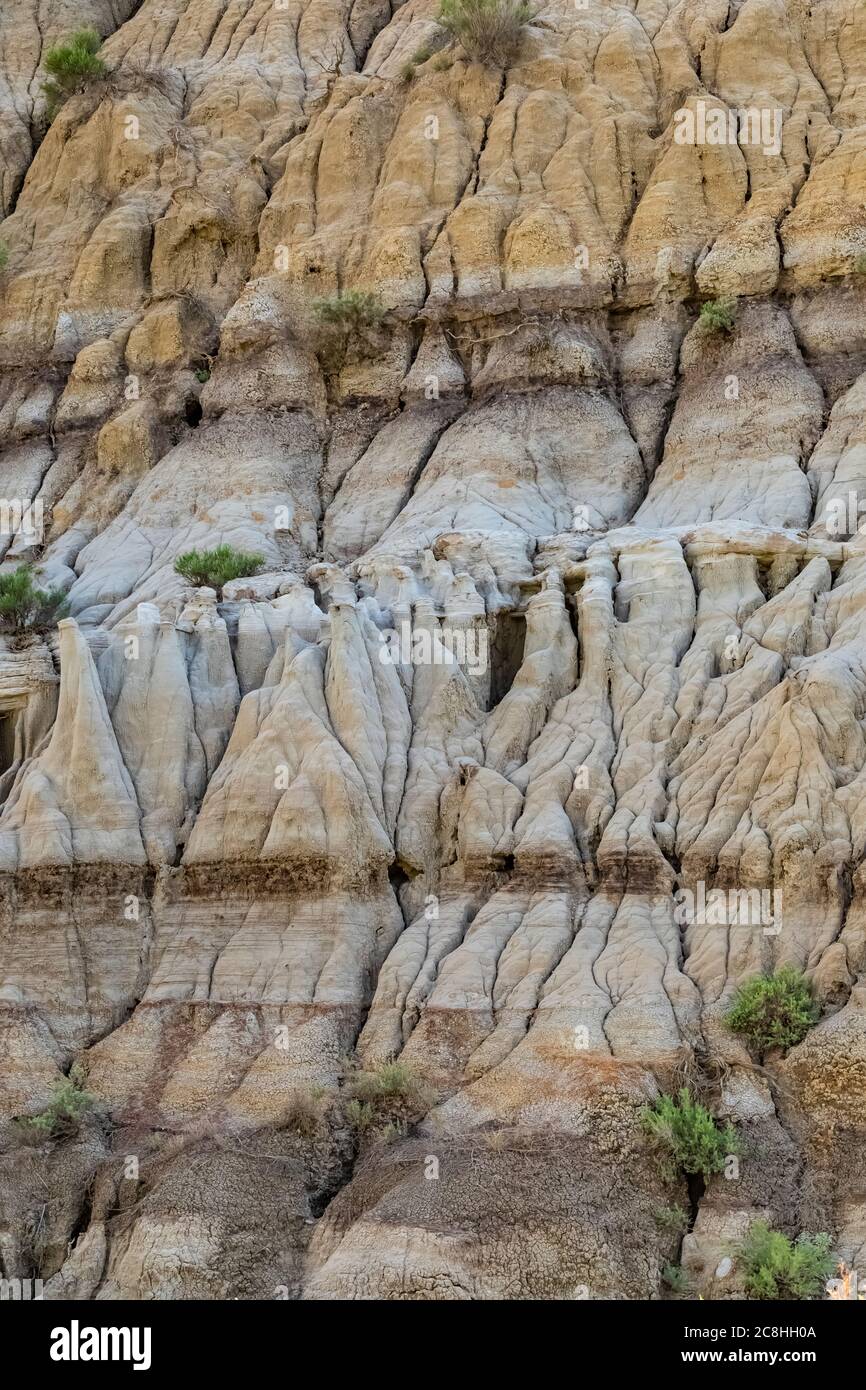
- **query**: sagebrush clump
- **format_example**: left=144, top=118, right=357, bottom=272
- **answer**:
left=699, top=296, right=737, bottom=334
left=313, top=290, right=386, bottom=372
left=348, top=1060, right=422, bottom=1103
left=344, top=1060, right=431, bottom=1142
left=438, top=0, right=533, bottom=67
left=641, top=1088, right=739, bottom=1179
left=662, top=1262, right=691, bottom=1294
left=313, top=290, right=384, bottom=333
left=738, top=1221, right=834, bottom=1300
left=283, top=1088, right=328, bottom=1138
left=725, top=966, right=819, bottom=1054
left=0, top=566, right=69, bottom=640
left=654, top=1203, right=690, bottom=1238
left=399, top=44, right=438, bottom=81
left=345, top=1098, right=375, bottom=1132
left=174, top=544, right=264, bottom=595
left=41, top=28, right=108, bottom=119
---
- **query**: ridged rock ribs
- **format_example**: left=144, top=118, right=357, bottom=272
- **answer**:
left=0, top=0, right=865, bottom=1300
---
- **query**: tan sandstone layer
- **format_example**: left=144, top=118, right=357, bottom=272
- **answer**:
left=0, top=0, right=865, bottom=1299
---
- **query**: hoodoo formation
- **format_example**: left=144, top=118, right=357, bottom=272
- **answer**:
left=0, top=0, right=865, bottom=1302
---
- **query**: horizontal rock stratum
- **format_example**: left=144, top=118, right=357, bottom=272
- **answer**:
left=0, top=0, right=865, bottom=1301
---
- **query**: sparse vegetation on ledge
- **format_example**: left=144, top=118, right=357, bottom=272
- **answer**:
left=438, top=0, right=533, bottom=67
left=344, top=1060, right=432, bottom=1143
left=662, top=1261, right=691, bottom=1294
left=283, top=1087, right=329, bottom=1138
left=654, top=1203, right=690, bottom=1237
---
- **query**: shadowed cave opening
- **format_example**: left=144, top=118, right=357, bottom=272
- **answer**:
left=0, top=710, right=17, bottom=779
left=488, top=613, right=526, bottom=707
left=687, top=1171, right=705, bottom=1230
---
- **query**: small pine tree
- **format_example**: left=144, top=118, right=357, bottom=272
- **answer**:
left=20, top=1063, right=94, bottom=1141
left=739, top=1221, right=834, bottom=1300
left=641, top=1088, right=740, bottom=1179
left=173, top=544, right=264, bottom=595
left=438, top=0, right=534, bottom=67
left=725, top=966, right=819, bottom=1054
left=0, top=566, right=69, bottom=638
left=41, top=29, right=107, bottom=120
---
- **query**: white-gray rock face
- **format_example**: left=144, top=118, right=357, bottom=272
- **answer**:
left=1, top=0, right=865, bottom=1303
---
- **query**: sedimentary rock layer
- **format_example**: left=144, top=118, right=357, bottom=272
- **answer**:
left=1, top=0, right=865, bottom=1300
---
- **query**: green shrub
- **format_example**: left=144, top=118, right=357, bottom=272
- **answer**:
left=194, top=366, right=210, bottom=384
left=377, top=1119, right=408, bottom=1144
left=41, top=28, right=108, bottom=120
left=20, top=1064, right=94, bottom=1140
left=662, top=1262, right=691, bottom=1294
left=699, top=296, right=737, bottom=334
left=738, top=1221, right=834, bottom=1300
left=438, top=0, right=533, bottom=66
left=0, top=566, right=69, bottom=639
left=345, top=1098, right=375, bottom=1132
left=853, top=253, right=866, bottom=276
left=173, top=544, right=264, bottom=595
left=641, top=1087, right=739, bottom=1179
left=344, top=1060, right=432, bottom=1141
left=654, top=1203, right=690, bottom=1238
left=399, top=44, right=436, bottom=82
left=0, top=242, right=8, bottom=272
left=725, top=966, right=819, bottom=1054
left=348, top=1060, right=420, bottom=1103
left=313, top=290, right=384, bottom=333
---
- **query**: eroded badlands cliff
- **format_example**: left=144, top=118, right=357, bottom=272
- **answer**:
left=1, top=0, right=866, bottom=1300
